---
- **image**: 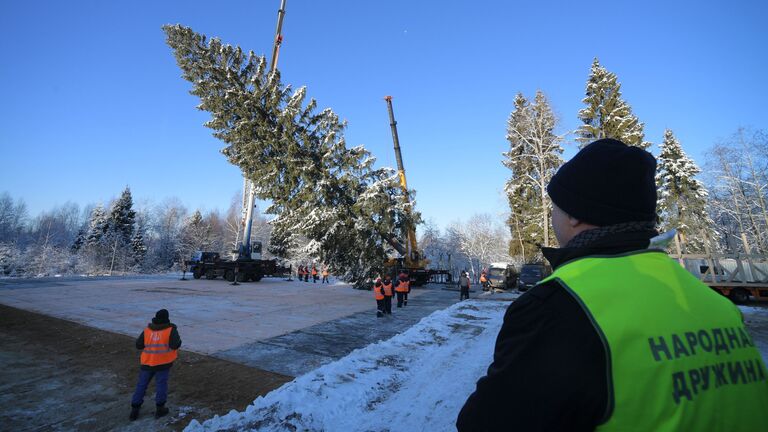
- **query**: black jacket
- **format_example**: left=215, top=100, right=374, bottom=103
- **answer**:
left=135, top=322, right=182, bottom=371
left=457, top=229, right=655, bottom=431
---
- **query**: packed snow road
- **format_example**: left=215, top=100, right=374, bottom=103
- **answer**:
left=184, top=300, right=509, bottom=432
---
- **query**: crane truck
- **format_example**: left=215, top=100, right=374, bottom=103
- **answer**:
left=382, top=96, right=452, bottom=286
left=185, top=0, right=289, bottom=283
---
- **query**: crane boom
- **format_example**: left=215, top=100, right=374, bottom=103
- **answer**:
left=384, top=96, right=419, bottom=262
left=240, top=0, right=287, bottom=259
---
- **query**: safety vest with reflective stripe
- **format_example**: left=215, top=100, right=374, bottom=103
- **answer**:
left=373, top=284, right=385, bottom=300
left=541, top=250, right=768, bottom=431
left=140, top=327, right=178, bottom=367
left=395, top=278, right=409, bottom=293
left=382, top=282, right=393, bottom=296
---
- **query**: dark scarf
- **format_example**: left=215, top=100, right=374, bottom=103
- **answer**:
left=542, top=222, right=658, bottom=270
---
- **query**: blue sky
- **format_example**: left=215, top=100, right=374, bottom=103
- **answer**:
left=1, top=0, right=766, bottom=230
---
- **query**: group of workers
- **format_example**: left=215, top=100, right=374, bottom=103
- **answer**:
left=296, top=265, right=329, bottom=283
left=373, top=271, right=410, bottom=317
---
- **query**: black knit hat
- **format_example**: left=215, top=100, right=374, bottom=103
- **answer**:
left=546, top=138, right=657, bottom=226
left=153, top=308, right=170, bottom=324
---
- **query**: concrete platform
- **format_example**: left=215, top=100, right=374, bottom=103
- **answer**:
left=0, top=275, right=499, bottom=376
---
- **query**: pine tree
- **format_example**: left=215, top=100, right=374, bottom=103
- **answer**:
left=577, top=58, right=650, bottom=149
left=656, top=129, right=710, bottom=251
left=85, top=205, right=108, bottom=246
left=164, top=25, right=417, bottom=285
left=70, top=227, right=86, bottom=252
left=130, top=216, right=148, bottom=270
left=109, top=187, right=136, bottom=243
left=503, top=91, right=563, bottom=260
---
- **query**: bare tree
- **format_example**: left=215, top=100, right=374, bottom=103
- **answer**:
left=706, top=128, right=768, bottom=254
left=450, top=214, right=510, bottom=281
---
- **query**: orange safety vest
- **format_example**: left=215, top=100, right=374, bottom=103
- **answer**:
left=373, top=283, right=385, bottom=300
left=312, top=268, right=318, bottom=276
left=382, top=281, right=393, bottom=296
left=322, top=269, right=329, bottom=276
left=395, top=278, right=409, bottom=293
left=140, top=327, right=178, bottom=367
left=480, top=274, right=487, bottom=283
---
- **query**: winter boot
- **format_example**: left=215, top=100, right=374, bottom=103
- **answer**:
left=129, top=405, right=140, bottom=421
left=376, top=310, right=383, bottom=318
left=155, top=404, right=169, bottom=419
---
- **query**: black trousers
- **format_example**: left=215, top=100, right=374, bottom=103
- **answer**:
left=460, top=287, right=469, bottom=300
left=376, top=299, right=384, bottom=316
left=396, top=291, right=408, bottom=307
left=384, top=296, right=392, bottom=314
left=322, top=275, right=328, bottom=283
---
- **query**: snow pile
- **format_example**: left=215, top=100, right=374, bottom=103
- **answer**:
left=739, top=305, right=768, bottom=363
left=184, top=300, right=508, bottom=432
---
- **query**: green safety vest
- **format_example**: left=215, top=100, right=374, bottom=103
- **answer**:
left=541, top=250, right=768, bottom=431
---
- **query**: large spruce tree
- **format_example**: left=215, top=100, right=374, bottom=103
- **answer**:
left=163, top=25, right=417, bottom=285
left=109, top=187, right=136, bottom=243
left=577, top=58, right=650, bottom=149
left=503, top=91, right=563, bottom=260
left=656, top=129, right=710, bottom=251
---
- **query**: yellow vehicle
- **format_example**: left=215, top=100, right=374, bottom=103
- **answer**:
left=382, top=96, right=451, bottom=286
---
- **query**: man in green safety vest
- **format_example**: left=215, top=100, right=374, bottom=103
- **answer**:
left=457, top=138, right=768, bottom=431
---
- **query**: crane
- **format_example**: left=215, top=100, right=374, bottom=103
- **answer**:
left=239, top=0, right=287, bottom=260
left=383, top=96, right=451, bottom=285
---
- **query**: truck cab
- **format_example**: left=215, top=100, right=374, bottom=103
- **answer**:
left=517, top=263, right=550, bottom=292
left=488, top=262, right=517, bottom=290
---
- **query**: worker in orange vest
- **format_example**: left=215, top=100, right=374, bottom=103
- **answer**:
left=321, top=267, right=330, bottom=284
left=311, top=265, right=319, bottom=283
left=374, top=277, right=385, bottom=317
left=395, top=271, right=410, bottom=307
left=459, top=271, right=471, bottom=300
left=480, top=271, right=489, bottom=291
left=382, top=275, right=394, bottom=315
left=297, top=265, right=304, bottom=281
left=130, top=309, right=181, bottom=421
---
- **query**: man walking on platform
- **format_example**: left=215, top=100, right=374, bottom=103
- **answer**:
left=373, top=277, right=385, bottom=318
left=459, top=271, right=471, bottom=300
left=321, top=267, right=330, bottom=284
left=382, top=275, right=394, bottom=315
left=395, top=271, right=410, bottom=307
left=129, top=309, right=182, bottom=421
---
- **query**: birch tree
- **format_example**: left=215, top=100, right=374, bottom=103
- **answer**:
left=706, top=128, right=768, bottom=254
left=450, top=214, right=510, bottom=280
left=503, top=91, right=563, bottom=260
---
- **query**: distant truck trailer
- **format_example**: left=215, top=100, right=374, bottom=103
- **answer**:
left=673, top=254, right=768, bottom=303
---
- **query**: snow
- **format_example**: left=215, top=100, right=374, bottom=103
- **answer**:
left=184, top=299, right=508, bottom=432
left=738, top=305, right=768, bottom=363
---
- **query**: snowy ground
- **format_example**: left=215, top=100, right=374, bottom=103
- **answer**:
left=184, top=299, right=768, bottom=432
left=739, top=305, right=768, bottom=363
left=185, top=299, right=508, bottom=432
